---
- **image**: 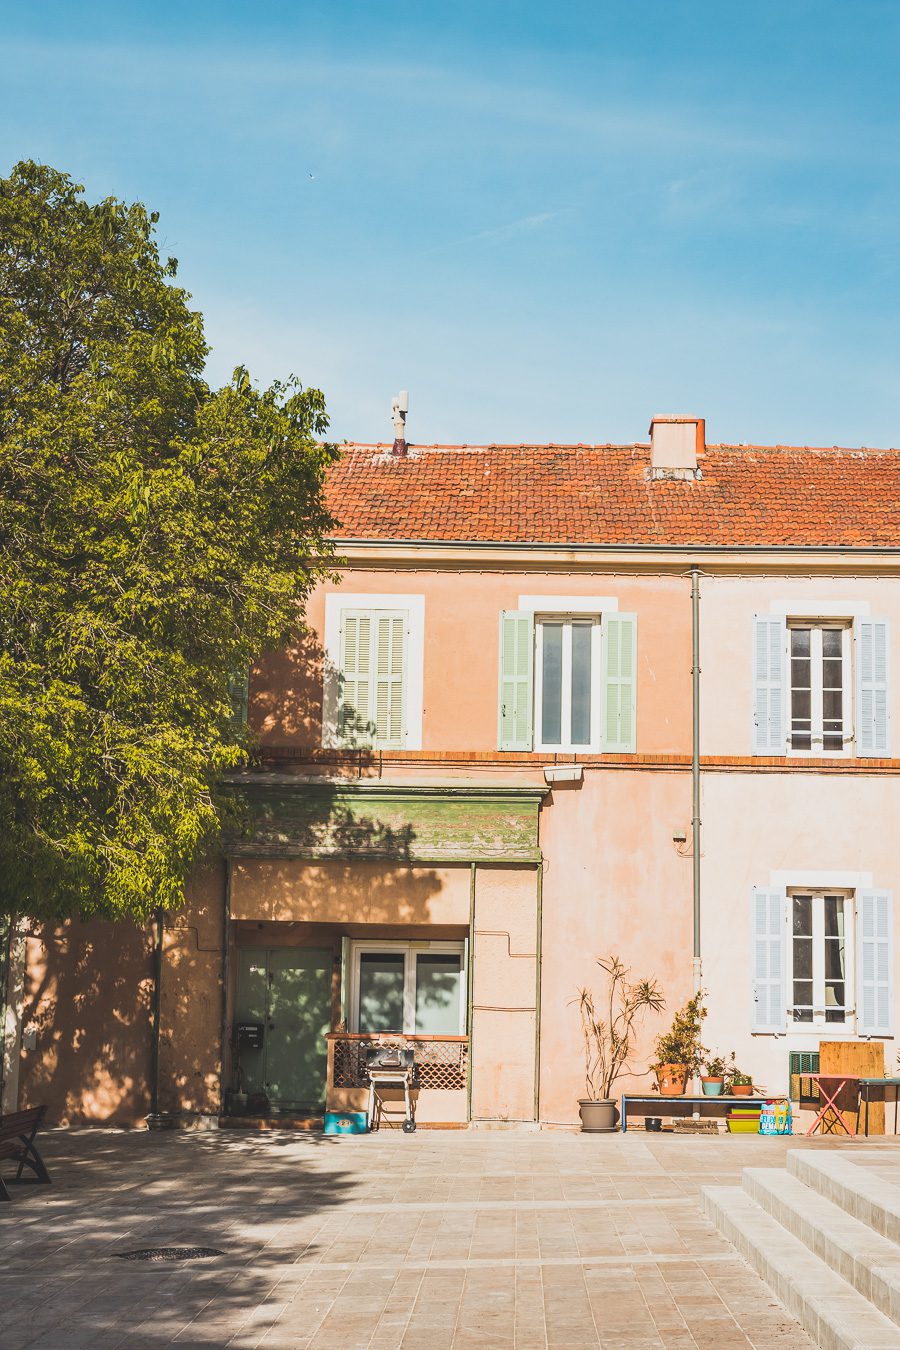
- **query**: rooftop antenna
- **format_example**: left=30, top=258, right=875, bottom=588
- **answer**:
left=391, top=390, right=409, bottom=457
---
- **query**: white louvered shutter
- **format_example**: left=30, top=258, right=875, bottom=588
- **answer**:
left=752, top=888, right=786, bottom=1032
left=338, top=612, right=372, bottom=742
left=858, top=890, right=892, bottom=1035
left=601, top=613, right=638, bottom=753
left=373, top=614, right=406, bottom=747
left=752, top=616, right=786, bottom=753
left=856, top=619, right=890, bottom=757
left=498, top=611, right=534, bottom=750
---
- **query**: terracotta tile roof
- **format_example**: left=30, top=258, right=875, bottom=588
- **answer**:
left=325, top=442, right=900, bottom=547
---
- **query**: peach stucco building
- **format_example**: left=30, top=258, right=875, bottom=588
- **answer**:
left=3, top=415, right=900, bottom=1130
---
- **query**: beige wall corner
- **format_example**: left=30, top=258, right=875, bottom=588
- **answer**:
left=470, top=865, right=538, bottom=1122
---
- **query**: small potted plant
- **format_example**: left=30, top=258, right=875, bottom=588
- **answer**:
left=719, top=1053, right=755, bottom=1096
left=701, top=1054, right=727, bottom=1097
left=651, top=990, right=707, bottom=1096
left=575, top=955, right=665, bottom=1132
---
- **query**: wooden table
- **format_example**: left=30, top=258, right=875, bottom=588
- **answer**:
left=805, top=1073, right=860, bottom=1136
left=857, top=1077, right=900, bottom=1137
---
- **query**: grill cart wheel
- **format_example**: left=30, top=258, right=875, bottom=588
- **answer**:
left=402, top=1119, right=416, bottom=1133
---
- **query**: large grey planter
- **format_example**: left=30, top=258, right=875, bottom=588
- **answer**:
left=578, top=1098, right=618, bottom=1132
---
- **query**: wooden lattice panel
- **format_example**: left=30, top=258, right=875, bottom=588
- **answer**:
left=331, top=1038, right=468, bottom=1092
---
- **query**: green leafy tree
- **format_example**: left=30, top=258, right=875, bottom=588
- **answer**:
left=0, top=161, right=338, bottom=922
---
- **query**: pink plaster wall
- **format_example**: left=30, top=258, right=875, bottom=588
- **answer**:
left=699, top=575, right=900, bottom=755
left=231, top=859, right=470, bottom=926
left=18, top=917, right=153, bottom=1125
left=471, top=866, right=538, bottom=1122
left=252, top=570, right=693, bottom=754
left=537, top=769, right=694, bottom=1125
left=700, top=771, right=900, bottom=1115
left=158, top=865, right=225, bottom=1117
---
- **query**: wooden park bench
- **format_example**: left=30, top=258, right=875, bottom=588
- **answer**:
left=0, top=1105, right=51, bottom=1201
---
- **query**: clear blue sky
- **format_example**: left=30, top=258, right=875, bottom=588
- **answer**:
left=3, top=1, right=900, bottom=448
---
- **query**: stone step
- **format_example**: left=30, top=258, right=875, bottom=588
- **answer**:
left=703, top=1185, right=900, bottom=1350
left=744, top=1166, right=900, bottom=1326
left=788, top=1150, right=900, bottom=1244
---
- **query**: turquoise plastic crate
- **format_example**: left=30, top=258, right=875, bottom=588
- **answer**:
left=324, top=1110, right=367, bottom=1136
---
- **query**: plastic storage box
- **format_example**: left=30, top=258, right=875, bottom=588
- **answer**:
left=727, top=1108, right=761, bottom=1134
left=324, top=1111, right=368, bottom=1135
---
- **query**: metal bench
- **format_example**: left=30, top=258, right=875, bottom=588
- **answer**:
left=0, top=1105, right=51, bottom=1201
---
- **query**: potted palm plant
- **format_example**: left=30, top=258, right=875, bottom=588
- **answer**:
left=576, top=954, right=665, bottom=1132
left=651, top=991, right=707, bottom=1096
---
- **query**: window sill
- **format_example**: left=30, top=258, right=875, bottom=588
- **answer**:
left=752, top=1028, right=894, bottom=1040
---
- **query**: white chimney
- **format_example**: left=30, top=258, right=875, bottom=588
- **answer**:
left=649, top=415, right=705, bottom=479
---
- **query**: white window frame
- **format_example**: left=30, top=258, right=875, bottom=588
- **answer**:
left=787, top=888, right=855, bottom=1030
left=322, top=593, right=425, bottom=750
left=533, top=613, right=603, bottom=753
left=787, top=619, right=853, bottom=757
left=348, top=939, right=466, bottom=1036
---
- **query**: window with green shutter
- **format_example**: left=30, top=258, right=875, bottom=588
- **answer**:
left=497, top=607, right=638, bottom=754
left=601, top=613, right=638, bottom=753
left=338, top=610, right=407, bottom=748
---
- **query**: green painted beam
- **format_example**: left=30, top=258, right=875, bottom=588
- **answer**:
left=225, top=777, right=547, bottom=864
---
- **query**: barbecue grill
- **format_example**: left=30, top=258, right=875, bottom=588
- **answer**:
left=365, top=1043, right=417, bottom=1132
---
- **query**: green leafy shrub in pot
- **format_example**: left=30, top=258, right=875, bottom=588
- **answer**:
left=651, top=991, right=707, bottom=1095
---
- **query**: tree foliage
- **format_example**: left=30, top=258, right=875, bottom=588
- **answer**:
left=0, top=161, right=338, bottom=922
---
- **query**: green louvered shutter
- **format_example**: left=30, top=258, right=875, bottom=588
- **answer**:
left=498, top=611, right=534, bottom=750
left=373, top=614, right=406, bottom=747
left=228, top=666, right=250, bottom=727
left=601, top=613, right=637, bottom=752
left=338, top=611, right=372, bottom=742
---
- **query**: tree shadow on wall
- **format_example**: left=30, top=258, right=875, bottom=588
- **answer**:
left=18, top=915, right=155, bottom=1126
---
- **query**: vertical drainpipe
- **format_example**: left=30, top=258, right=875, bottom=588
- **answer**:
left=533, top=861, right=543, bottom=1126
left=691, top=566, right=702, bottom=996
left=466, top=862, right=476, bottom=1123
left=149, top=908, right=163, bottom=1119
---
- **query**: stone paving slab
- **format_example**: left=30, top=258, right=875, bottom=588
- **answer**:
left=1, top=1127, right=882, bottom=1347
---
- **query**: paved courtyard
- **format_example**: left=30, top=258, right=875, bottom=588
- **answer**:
left=1, top=1126, right=877, bottom=1349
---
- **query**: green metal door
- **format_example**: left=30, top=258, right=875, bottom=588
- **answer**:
left=234, top=947, right=332, bottom=1110
left=266, top=948, right=332, bottom=1109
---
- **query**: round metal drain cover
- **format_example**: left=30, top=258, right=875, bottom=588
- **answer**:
left=116, top=1246, right=223, bottom=1262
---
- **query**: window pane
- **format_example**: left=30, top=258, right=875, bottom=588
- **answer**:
left=541, top=623, right=563, bottom=745
left=358, top=953, right=404, bottom=1032
left=792, top=895, right=812, bottom=936
left=824, top=895, right=845, bottom=940
left=790, top=630, right=812, bottom=749
left=793, top=940, right=813, bottom=979
left=792, top=980, right=814, bottom=1021
left=415, top=955, right=462, bottom=1034
left=824, top=895, right=846, bottom=1019
left=822, top=629, right=843, bottom=658
left=570, top=623, right=592, bottom=746
left=792, top=689, right=811, bottom=720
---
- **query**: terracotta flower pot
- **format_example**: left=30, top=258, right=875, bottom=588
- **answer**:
left=730, top=1083, right=753, bottom=1097
left=701, top=1077, right=724, bottom=1097
left=579, top=1098, right=618, bottom=1132
left=655, top=1064, right=688, bottom=1096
